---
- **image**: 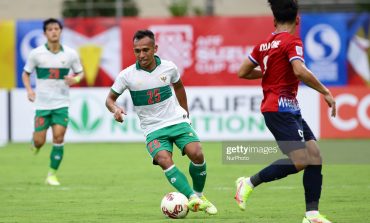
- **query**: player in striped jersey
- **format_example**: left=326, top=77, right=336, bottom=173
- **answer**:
left=22, top=18, right=84, bottom=186
left=105, top=30, right=217, bottom=215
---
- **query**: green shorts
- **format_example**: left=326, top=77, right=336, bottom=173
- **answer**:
left=146, top=122, right=200, bottom=163
left=34, top=107, right=69, bottom=132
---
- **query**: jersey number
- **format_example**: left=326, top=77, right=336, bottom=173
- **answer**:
left=147, top=88, right=161, bottom=104
left=49, top=68, right=60, bottom=79
left=262, top=56, right=269, bottom=74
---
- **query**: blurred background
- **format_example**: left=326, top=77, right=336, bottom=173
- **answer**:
left=0, top=0, right=369, bottom=145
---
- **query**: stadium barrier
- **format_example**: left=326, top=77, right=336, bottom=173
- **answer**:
left=0, top=90, right=9, bottom=146
left=10, top=87, right=319, bottom=142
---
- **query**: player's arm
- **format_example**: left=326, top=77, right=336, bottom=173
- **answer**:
left=21, top=71, right=35, bottom=102
left=172, top=79, right=189, bottom=117
left=65, top=51, right=85, bottom=86
left=238, top=58, right=263, bottom=79
left=105, top=90, right=126, bottom=123
left=291, top=60, right=336, bottom=117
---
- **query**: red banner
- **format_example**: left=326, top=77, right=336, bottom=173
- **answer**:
left=121, top=17, right=275, bottom=86
left=320, top=87, right=370, bottom=138
left=64, top=18, right=120, bottom=87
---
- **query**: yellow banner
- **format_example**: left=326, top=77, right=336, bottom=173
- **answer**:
left=0, top=20, right=16, bottom=89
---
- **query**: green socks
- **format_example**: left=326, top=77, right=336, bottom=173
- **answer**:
left=189, top=161, right=207, bottom=194
left=50, top=144, right=64, bottom=171
left=164, top=165, right=194, bottom=198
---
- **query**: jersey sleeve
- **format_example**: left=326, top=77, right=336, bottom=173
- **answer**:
left=23, top=50, right=37, bottom=74
left=248, top=44, right=260, bottom=66
left=71, top=50, right=84, bottom=73
left=286, top=37, right=304, bottom=63
left=169, top=62, right=181, bottom=84
left=111, top=72, right=128, bottom=95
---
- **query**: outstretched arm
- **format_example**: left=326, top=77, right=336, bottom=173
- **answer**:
left=238, top=58, right=263, bottom=79
left=22, top=71, right=35, bottom=102
left=172, top=79, right=189, bottom=117
left=105, top=90, right=126, bottom=123
left=291, top=59, right=336, bottom=117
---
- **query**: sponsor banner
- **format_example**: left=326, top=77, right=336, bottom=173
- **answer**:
left=63, top=18, right=121, bottom=87
left=16, top=20, right=45, bottom=88
left=10, top=87, right=319, bottom=142
left=121, top=17, right=274, bottom=86
left=0, top=90, right=8, bottom=146
left=321, top=87, right=370, bottom=138
left=0, top=20, right=16, bottom=89
left=301, top=13, right=348, bottom=86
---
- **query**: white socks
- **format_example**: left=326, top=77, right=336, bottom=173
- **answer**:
left=306, top=210, right=319, bottom=217
left=245, top=177, right=255, bottom=188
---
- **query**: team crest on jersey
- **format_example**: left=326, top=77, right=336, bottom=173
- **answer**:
left=159, top=74, right=167, bottom=83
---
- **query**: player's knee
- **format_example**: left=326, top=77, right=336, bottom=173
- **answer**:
left=33, top=138, right=45, bottom=149
left=188, top=147, right=204, bottom=164
left=53, top=135, right=64, bottom=144
left=309, top=150, right=322, bottom=165
left=155, top=154, right=173, bottom=169
left=290, top=153, right=309, bottom=170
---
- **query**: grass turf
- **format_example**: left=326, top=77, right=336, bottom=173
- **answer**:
left=0, top=140, right=369, bottom=223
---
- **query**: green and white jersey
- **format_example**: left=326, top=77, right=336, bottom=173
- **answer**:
left=24, top=44, right=83, bottom=110
left=111, top=56, right=189, bottom=136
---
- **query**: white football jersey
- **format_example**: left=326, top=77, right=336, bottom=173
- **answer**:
left=111, top=56, right=189, bottom=136
left=24, top=44, right=83, bottom=109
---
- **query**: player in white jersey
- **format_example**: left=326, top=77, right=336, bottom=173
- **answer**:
left=22, top=18, right=84, bottom=186
left=105, top=30, right=217, bottom=215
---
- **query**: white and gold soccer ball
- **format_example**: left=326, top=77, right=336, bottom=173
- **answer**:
left=160, top=192, right=189, bottom=219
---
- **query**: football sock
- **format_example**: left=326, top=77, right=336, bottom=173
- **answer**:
left=189, top=161, right=206, bottom=194
left=245, top=177, right=255, bottom=188
left=303, top=165, right=322, bottom=211
left=250, top=158, right=298, bottom=187
left=50, top=143, right=64, bottom=171
left=164, top=165, right=194, bottom=198
left=306, top=210, right=320, bottom=217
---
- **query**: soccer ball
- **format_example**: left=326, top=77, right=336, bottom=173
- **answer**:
left=160, top=192, right=189, bottom=219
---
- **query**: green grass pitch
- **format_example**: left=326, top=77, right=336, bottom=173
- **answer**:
left=1, top=140, right=369, bottom=223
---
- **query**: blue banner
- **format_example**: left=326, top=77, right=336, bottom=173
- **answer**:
left=301, top=13, right=349, bottom=86
left=16, top=20, right=45, bottom=87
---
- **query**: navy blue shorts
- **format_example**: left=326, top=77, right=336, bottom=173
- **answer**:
left=263, top=112, right=316, bottom=155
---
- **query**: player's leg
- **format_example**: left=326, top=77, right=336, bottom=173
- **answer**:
left=31, top=110, right=51, bottom=153
left=45, top=107, right=68, bottom=186
left=174, top=122, right=217, bottom=214
left=235, top=112, right=309, bottom=210
left=146, top=126, right=194, bottom=200
left=301, top=120, right=331, bottom=223
left=45, top=124, right=66, bottom=186
left=154, top=150, right=194, bottom=199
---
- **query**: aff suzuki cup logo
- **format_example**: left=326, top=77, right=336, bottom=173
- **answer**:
left=304, top=24, right=341, bottom=81
left=149, top=25, right=193, bottom=76
left=305, top=24, right=340, bottom=62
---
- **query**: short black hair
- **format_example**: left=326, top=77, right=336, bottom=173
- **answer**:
left=133, top=29, right=155, bottom=43
left=43, top=18, right=63, bottom=32
left=268, top=0, right=298, bottom=23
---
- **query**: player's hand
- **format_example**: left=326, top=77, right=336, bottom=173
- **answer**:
left=64, top=75, right=78, bottom=86
left=27, top=90, right=35, bottom=102
left=113, top=107, right=127, bottom=123
left=324, top=92, right=336, bottom=117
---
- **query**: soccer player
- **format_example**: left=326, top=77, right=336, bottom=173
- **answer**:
left=22, top=18, right=84, bottom=186
left=105, top=30, right=217, bottom=215
left=234, top=1, right=336, bottom=222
